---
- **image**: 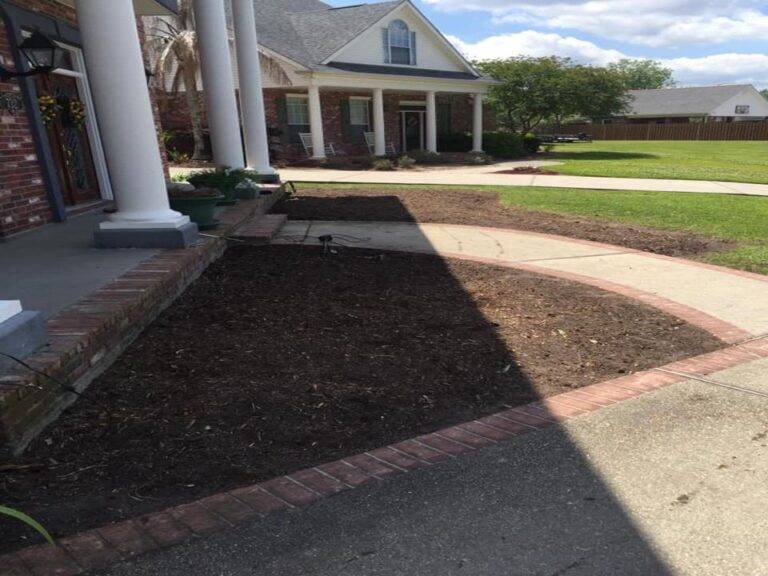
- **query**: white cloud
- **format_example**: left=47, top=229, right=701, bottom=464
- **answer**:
left=426, top=0, right=768, bottom=47
left=449, top=32, right=768, bottom=88
left=447, top=31, right=625, bottom=65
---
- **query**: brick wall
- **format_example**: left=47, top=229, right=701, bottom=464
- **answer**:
left=0, top=0, right=170, bottom=239
left=157, top=87, right=495, bottom=162
left=0, top=0, right=74, bottom=237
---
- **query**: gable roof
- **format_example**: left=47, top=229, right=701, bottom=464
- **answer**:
left=290, top=1, right=403, bottom=65
left=248, top=0, right=479, bottom=79
left=625, top=85, right=752, bottom=117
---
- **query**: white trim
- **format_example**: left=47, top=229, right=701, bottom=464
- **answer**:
left=51, top=42, right=113, bottom=202
left=350, top=95, right=372, bottom=101
left=312, top=71, right=492, bottom=93
left=320, top=1, right=478, bottom=76
left=399, top=100, right=425, bottom=106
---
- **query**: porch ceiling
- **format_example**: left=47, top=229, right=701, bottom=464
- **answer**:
left=55, top=0, right=177, bottom=16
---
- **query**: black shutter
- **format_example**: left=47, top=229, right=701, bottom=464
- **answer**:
left=437, top=100, right=452, bottom=136
left=275, top=95, right=290, bottom=143
left=340, top=98, right=353, bottom=143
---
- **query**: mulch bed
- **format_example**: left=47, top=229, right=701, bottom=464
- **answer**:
left=0, top=246, right=722, bottom=552
left=494, top=167, right=560, bottom=175
left=276, top=186, right=732, bottom=257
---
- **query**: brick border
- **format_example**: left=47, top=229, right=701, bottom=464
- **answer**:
left=0, top=194, right=284, bottom=456
left=4, top=335, right=768, bottom=575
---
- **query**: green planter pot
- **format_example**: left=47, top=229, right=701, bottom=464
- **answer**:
left=215, top=184, right=238, bottom=206
left=169, top=195, right=224, bottom=231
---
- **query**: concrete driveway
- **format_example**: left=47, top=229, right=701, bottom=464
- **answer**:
left=102, top=357, right=768, bottom=576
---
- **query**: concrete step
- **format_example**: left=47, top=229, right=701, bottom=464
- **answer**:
left=231, top=214, right=288, bottom=244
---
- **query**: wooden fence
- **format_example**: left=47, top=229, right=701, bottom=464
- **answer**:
left=539, top=122, right=768, bottom=141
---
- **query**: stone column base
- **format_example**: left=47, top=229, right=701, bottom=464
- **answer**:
left=94, top=222, right=200, bottom=249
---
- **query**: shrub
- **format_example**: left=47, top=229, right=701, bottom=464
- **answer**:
left=523, top=133, right=541, bottom=154
left=482, top=132, right=526, bottom=159
left=372, top=158, right=395, bottom=171
left=468, top=153, right=493, bottom=165
left=409, top=149, right=443, bottom=165
left=321, top=156, right=374, bottom=170
left=168, top=186, right=221, bottom=200
left=438, top=132, right=472, bottom=152
left=397, top=155, right=416, bottom=169
left=187, top=168, right=242, bottom=193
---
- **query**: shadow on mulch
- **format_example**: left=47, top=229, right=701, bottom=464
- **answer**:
left=0, top=240, right=721, bottom=554
left=275, top=186, right=733, bottom=257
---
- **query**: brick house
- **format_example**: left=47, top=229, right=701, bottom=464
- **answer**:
left=0, top=0, right=177, bottom=241
left=155, top=0, right=496, bottom=161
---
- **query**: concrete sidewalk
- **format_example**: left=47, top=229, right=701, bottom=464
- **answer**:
left=102, top=356, right=768, bottom=576
left=275, top=161, right=768, bottom=197
left=276, top=221, right=768, bottom=339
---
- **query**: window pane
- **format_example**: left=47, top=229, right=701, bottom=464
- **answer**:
left=389, top=20, right=410, bottom=47
left=391, top=46, right=410, bottom=65
left=286, top=97, right=309, bottom=125
left=350, top=99, right=369, bottom=126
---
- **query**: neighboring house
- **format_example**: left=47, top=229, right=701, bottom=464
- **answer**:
left=614, top=85, right=768, bottom=124
left=0, top=0, right=175, bottom=240
left=156, top=0, right=495, bottom=159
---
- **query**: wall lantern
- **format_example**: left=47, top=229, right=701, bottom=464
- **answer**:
left=0, top=31, right=61, bottom=80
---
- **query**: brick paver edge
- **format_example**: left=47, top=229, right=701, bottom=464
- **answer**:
left=5, top=334, right=767, bottom=576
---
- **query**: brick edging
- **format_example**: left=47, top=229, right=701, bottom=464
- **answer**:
left=6, top=335, right=768, bottom=575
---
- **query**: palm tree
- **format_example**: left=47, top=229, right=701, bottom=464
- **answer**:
left=146, top=1, right=292, bottom=163
left=147, top=0, right=207, bottom=161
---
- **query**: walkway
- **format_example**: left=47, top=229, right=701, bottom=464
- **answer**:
left=276, top=221, right=768, bottom=340
left=275, top=161, right=768, bottom=197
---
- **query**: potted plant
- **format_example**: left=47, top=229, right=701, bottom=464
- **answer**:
left=186, top=168, right=241, bottom=206
left=167, top=183, right=223, bottom=230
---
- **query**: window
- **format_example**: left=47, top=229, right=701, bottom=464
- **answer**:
left=735, top=105, right=750, bottom=114
left=388, top=20, right=412, bottom=65
left=349, top=98, right=370, bottom=127
left=286, top=95, right=309, bottom=125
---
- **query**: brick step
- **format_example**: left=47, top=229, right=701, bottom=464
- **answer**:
left=231, top=214, right=288, bottom=244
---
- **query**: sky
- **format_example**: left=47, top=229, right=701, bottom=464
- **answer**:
left=325, top=0, right=768, bottom=89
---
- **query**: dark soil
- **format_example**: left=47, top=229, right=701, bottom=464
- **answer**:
left=276, top=186, right=732, bottom=257
left=0, top=246, right=722, bottom=552
left=495, top=167, right=560, bottom=175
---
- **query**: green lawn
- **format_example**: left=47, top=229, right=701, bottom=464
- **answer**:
left=302, top=182, right=768, bottom=275
left=494, top=186, right=768, bottom=274
left=547, top=140, right=768, bottom=184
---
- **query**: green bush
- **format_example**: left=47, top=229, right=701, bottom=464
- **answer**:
left=397, top=155, right=416, bottom=169
left=523, top=133, right=541, bottom=154
left=482, top=132, right=526, bottom=159
left=438, top=132, right=472, bottom=152
left=409, top=149, right=443, bottom=165
left=321, top=156, right=374, bottom=170
left=372, top=158, right=395, bottom=171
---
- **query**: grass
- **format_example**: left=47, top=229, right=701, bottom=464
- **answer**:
left=547, top=140, right=768, bottom=184
left=300, top=182, right=768, bottom=275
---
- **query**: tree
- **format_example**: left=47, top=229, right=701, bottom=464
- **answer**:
left=569, top=65, right=631, bottom=121
left=476, top=56, right=573, bottom=133
left=607, top=59, right=675, bottom=90
left=477, top=57, right=630, bottom=131
left=147, top=1, right=292, bottom=162
left=761, top=89, right=768, bottom=101
left=148, top=0, right=207, bottom=161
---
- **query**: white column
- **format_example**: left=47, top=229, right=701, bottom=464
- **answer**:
left=472, top=93, right=484, bottom=153
left=75, top=0, right=186, bottom=228
left=193, top=0, right=245, bottom=169
left=231, top=0, right=274, bottom=175
left=425, top=90, right=437, bottom=153
left=308, top=85, right=326, bottom=159
left=372, top=88, right=386, bottom=156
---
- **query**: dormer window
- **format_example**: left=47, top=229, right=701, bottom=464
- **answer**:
left=383, top=19, right=416, bottom=66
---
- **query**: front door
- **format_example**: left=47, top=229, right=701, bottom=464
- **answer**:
left=33, top=46, right=106, bottom=208
left=401, top=111, right=425, bottom=152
